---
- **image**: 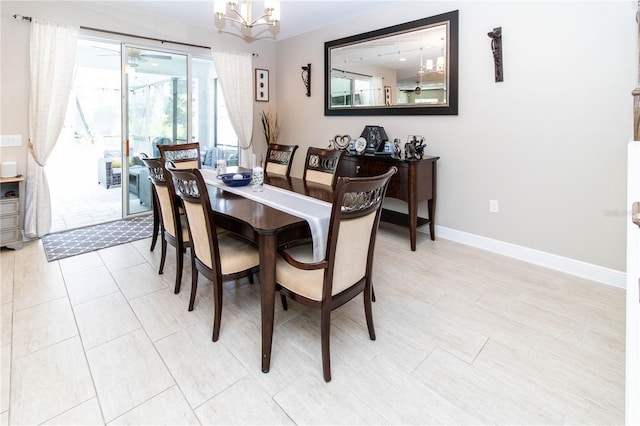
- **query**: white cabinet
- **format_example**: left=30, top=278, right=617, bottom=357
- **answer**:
left=0, top=176, right=24, bottom=249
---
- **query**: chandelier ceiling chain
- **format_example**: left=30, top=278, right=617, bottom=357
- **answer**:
left=214, top=0, right=280, bottom=28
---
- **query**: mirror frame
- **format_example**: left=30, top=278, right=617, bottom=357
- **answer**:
left=324, top=10, right=458, bottom=116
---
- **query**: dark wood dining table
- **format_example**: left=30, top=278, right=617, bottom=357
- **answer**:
left=205, top=168, right=333, bottom=373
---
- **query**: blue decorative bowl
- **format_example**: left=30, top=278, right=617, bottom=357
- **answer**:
left=218, top=172, right=252, bottom=187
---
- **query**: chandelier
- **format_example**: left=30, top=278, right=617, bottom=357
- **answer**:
left=214, top=0, right=280, bottom=28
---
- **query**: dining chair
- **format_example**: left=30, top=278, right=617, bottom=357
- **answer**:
left=302, top=147, right=345, bottom=187
left=158, top=142, right=201, bottom=169
left=167, top=165, right=260, bottom=341
left=264, top=143, right=298, bottom=176
left=139, top=153, right=161, bottom=252
left=140, top=157, right=193, bottom=295
left=275, top=166, right=397, bottom=381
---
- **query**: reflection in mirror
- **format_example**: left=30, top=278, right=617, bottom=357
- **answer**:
left=325, top=10, right=458, bottom=116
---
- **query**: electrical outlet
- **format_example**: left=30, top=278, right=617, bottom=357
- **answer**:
left=489, top=199, right=499, bottom=213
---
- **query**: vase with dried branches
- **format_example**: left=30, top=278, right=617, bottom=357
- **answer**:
left=259, top=110, right=280, bottom=146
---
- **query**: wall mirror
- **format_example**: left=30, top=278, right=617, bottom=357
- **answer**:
left=324, top=10, right=458, bottom=116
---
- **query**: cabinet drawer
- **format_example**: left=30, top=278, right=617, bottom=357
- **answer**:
left=0, top=199, right=19, bottom=216
left=0, top=215, right=19, bottom=229
left=0, top=228, right=19, bottom=244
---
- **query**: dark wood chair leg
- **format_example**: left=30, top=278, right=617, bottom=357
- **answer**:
left=188, top=264, right=198, bottom=311
left=212, top=278, right=223, bottom=342
left=159, top=236, right=167, bottom=274
left=364, top=283, right=376, bottom=341
left=150, top=189, right=160, bottom=251
left=280, top=293, right=288, bottom=311
left=174, top=244, right=183, bottom=294
left=321, top=307, right=332, bottom=382
left=248, top=273, right=254, bottom=284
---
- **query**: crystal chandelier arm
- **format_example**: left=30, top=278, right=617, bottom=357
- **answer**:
left=215, top=0, right=279, bottom=28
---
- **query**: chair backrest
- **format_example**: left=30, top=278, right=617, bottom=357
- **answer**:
left=152, top=137, right=174, bottom=158
left=265, top=143, right=298, bottom=176
left=324, top=167, right=397, bottom=298
left=158, top=142, right=201, bottom=169
left=140, top=157, right=182, bottom=239
left=303, top=147, right=345, bottom=187
left=166, top=166, right=220, bottom=273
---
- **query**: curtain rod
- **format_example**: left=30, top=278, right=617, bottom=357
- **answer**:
left=331, top=68, right=372, bottom=78
left=12, top=14, right=258, bottom=57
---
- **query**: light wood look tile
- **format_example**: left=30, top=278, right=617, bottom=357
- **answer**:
left=414, top=347, right=564, bottom=424
left=196, top=375, right=293, bottom=424
left=12, top=297, right=77, bottom=359
left=110, top=263, right=169, bottom=300
left=0, top=303, right=12, bottom=346
left=46, top=398, right=104, bottom=425
left=273, top=374, right=386, bottom=424
left=154, top=323, right=247, bottom=408
left=73, top=292, right=141, bottom=350
left=344, top=356, right=481, bottom=424
left=108, top=386, right=198, bottom=425
left=128, top=286, right=200, bottom=342
left=0, top=232, right=625, bottom=425
left=0, top=252, right=14, bottom=305
left=0, top=345, right=10, bottom=414
left=97, top=243, right=147, bottom=272
left=12, top=256, right=66, bottom=311
left=64, top=265, right=120, bottom=306
left=58, top=251, right=104, bottom=275
left=9, top=337, right=95, bottom=425
left=473, top=338, right=623, bottom=424
left=86, top=329, right=174, bottom=422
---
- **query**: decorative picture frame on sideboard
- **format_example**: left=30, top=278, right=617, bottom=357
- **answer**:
left=255, top=68, right=269, bottom=102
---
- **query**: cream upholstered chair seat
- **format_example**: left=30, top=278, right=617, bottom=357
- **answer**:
left=275, top=166, right=397, bottom=382
left=167, top=164, right=260, bottom=341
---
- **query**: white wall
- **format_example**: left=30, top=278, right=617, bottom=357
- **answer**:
left=275, top=0, right=636, bottom=275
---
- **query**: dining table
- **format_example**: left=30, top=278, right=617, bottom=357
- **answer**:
left=201, top=167, right=333, bottom=373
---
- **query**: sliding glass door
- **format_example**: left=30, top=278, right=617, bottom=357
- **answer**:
left=48, top=37, right=238, bottom=231
left=123, top=46, right=188, bottom=215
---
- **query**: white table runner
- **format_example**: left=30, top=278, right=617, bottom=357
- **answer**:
left=200, top=169, right=331, bottom=261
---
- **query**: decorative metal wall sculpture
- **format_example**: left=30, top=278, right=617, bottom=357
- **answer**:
left=301, top=63, right=311, bottom=97
left=488, top=27, right=503, bottom=82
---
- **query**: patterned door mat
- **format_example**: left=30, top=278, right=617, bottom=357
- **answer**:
left=41, top=215, right=154, bottom=262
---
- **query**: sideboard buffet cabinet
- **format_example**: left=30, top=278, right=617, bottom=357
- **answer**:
left=0, top=176, right=25, bottom=250
left=338, top=154, right=439, bottom=251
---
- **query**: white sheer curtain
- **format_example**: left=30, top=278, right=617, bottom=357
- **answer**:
left=24, top=18, right=78, bottom=238
left=211, top=50, right=254, bottom=167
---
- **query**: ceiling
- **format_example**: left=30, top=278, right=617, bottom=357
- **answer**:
left=94, top=0, right=395, bottom=42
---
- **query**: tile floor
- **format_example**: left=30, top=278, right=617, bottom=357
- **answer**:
left=0, top=224, right=626, bottom=425
left=47, top=142, right=150, bottom=234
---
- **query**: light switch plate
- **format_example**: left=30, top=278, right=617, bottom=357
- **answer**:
left=0, top=135, right=23, bottom=147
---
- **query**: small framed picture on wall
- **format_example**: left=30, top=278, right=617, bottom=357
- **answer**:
left=255, top=68, right=269, bottom=102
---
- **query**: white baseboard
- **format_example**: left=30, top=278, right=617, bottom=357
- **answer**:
left=430, top=226, right=626, bottom=289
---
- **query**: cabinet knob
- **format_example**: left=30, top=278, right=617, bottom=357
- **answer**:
left=355, top=165, right=361, bottom=174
